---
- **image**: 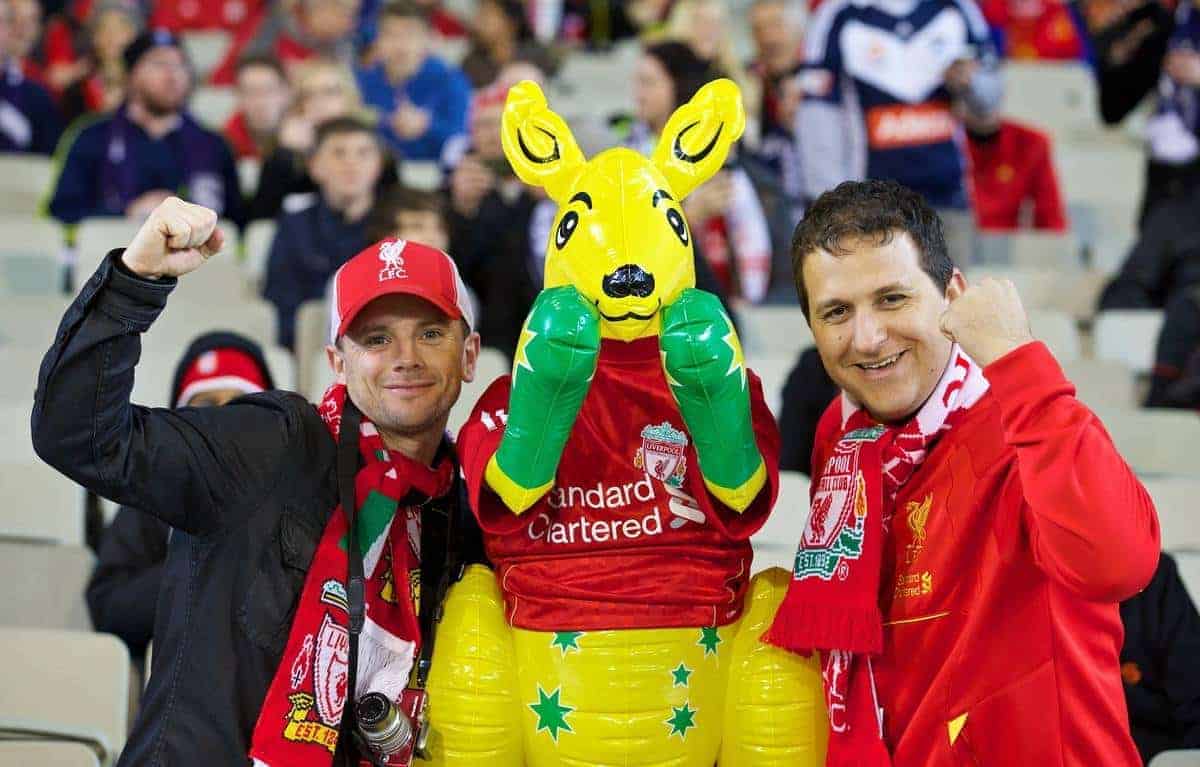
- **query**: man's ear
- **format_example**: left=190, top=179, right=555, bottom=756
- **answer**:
left=944, top=268, right=967, bottom=302
left=327, top=343, right=346, bottom=385
left=461, top=331, right=481, bottom=384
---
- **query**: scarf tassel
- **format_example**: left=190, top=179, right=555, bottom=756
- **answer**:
left=762, top=593, right=883, bottom=656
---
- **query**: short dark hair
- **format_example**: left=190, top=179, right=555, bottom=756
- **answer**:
left=378, top=0, right=428, bottom=25
left=367, top=186, right=447, bottom=241
left=235, top=52, right=286, bottom=81
left=790, top=180, right=953, bottom=319
left=311, top=115, right=381, bottom=155
left=643, top=40, right=720, bottom=108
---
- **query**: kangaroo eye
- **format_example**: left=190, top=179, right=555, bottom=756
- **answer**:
left=666, top=208, right=688, bottom=245
left=555, top=211, right=579, bottom=249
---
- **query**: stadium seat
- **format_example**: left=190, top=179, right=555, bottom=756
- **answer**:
left=264, top=344, right=298, bottom=392
left=296, top=299, right=329, bottom=397
left=0, top=741, right=101, bottom=767
left=750, top=470, right=809, bottom=572
left=241, top=219, right=276, bottom=288
left=973, top=231, right=1081, bottom=270
left=1028, top=309, right=1081, bottom=362
left=180, top=30, right=232, bottom=79
left=1148, top=749, right=1200, bottom=767
left=738, top=305, right=812, bottom=357
left=746, top=352, right=799, bottom=417
left=0, top=343, right=52, bottom=402
left=0, top=542, right=94, bottom=630
left=0, top=216, right=64, bottom=296
left=0, top=154, right=54, bottom=214
left=0, top=628, right=129, bottom=766
left=1095, top=408, right=1200, bottom=476
left=0, top=404, right=37, bottom=463
left=1060, top=358, right=1138, bottom=410
left=306, top=349, right=335, bottom=403
left=1094, top=310, right=1166, bottom=374
left=1140, top=476, right=1200, bottom=550
left=1069, top=200, right=1139, bottom=274
left=0, top=460, right=84, bottom=545
left=189, top=86, right=237, bottom=131
left=1002, top=63, right=1098, bottom=141
left=1056, top=144, right=1145, bottom=210
left=968, top=265, right=1105, bottom=321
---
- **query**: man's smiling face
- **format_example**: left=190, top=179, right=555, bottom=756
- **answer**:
left=803, top=231, right=964, bottom=424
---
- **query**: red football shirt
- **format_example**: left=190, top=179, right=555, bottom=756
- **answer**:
left=457, top=335, right=780, bottom=631
left=967, top=119, right=1068, bottom=232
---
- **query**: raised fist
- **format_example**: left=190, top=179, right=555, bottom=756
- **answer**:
left=121, top=197, right=224, bottom=280
left=939, top=276, right=1034, bottom=367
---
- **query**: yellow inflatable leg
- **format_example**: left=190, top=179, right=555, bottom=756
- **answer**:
left=425, top=565, right=524, bottom=766
left=512, top=623, right=738, bottom=767
left=719, top=567, right=829, bottom=766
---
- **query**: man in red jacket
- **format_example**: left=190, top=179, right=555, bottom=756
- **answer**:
left=767, top=179, right=1160, bottom=765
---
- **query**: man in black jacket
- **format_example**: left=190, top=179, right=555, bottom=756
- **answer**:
left=33, top=197, right=485, bottom=766
left=85, top=331, right=277, bottom=664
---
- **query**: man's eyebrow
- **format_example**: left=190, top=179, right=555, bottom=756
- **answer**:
left=651, top=189, right=674, bottom=207
left=873, top=282, right=914, bottom=296
left=569, top=191, right=592, bottom=209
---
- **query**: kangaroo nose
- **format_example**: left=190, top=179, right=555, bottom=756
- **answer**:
left=602, top=265, right=656, bottom=299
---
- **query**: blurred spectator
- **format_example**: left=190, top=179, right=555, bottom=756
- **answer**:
left=356, top=0, right=471, bottom=161
left=208, top=0, right=359, bottom=85
left=777, top=345, right=839, bottom=473
left=367, top=184, right=450, bottom=250
left=1146, top=284, right=1200, bottom=408
left=797, top=0, right=1000, bottom=263
left=10, top=0, right=45, bottom=81
left=248, top=57, right=397, bottom=221
left=149, top=0, right=264, bottom=34
left=663, top=0, right=751, bottom=98
left=48, top=30, right=242, bottom=224
left=460, top=0, right=548, bottom=87
left=86, top=331, right=275, bottom=663
left=619, top=41, right=774, bottom=303
left=557, top=0, right=646, bottom=47
left=357, top=0, right=467, bottom=52
left=262, top=116, right=384, bottom=349
left=0, top=0, right=63, bottom=153
left=1098, top=187, right=1200, bottom=309
left=58, top=0, right=141, bottom=125
left=1142, top=0, right=1200, bottom=221
left=1076, top=0, right=1179, bottom=223
left=965, top=110, right=1068, bottom=231
left=224, top=54, right=289, bottom=160
left=1119, top=551, right=1200, bottom=761
left=980, top=0, right=1083, bottom=59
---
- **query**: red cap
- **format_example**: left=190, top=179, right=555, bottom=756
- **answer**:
left=329, top=239, right=475, bottom=343
left=175, top=348, right=269, bottom=407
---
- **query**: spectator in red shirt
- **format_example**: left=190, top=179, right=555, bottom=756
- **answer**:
left=208, top=0, right=359, bottom=86
left=965, top=108, right=1068, bottom=231
left=149, top=0, right=264, bottom=34
left=223, top=53, right=289, bottom=160
left=979, top=0, right=1084, bottom=59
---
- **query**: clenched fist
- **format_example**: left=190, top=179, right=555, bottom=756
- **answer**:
left=940, top=277, right=1035, bottom=367
left=121, top=197, right=224, bottom=280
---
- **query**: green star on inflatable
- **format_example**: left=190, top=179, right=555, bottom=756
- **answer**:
left=671, top=662, right=692, bottom=688
left=550, top=630, right=584, bottom=655
left=530, top=686, right=574, bottom=741
left=665, top=702, right=697, bottom=738
left=698, top=627, right=721, bottom=656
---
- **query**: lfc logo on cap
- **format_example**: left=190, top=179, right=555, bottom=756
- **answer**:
left=378, top=239, right=408, bottom=282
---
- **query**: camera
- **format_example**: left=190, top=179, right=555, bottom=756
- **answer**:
left=355, top=689, right=430, bottom=767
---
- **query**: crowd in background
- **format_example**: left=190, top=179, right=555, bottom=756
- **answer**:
left=2, top=0, right=1200, bottom=760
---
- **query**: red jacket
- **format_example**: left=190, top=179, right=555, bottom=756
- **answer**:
left=223, top=111, right=258, bottom=159
left=150, top=0, right=264, bottom=32
left=967, top=120, right=1068, bottom=232
left=458, top=335, right=780, bottom=631
left=811, top=342, right=1159, bottom=766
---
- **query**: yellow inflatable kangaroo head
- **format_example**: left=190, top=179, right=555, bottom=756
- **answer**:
left=501, top=78, right=745, bottom=341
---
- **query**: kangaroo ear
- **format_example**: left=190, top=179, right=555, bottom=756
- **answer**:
left=500, top=80, right=587, bottom=204
left=651, top=78, right=746, bottom=199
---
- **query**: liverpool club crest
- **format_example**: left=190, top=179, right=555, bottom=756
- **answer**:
left=313, top=612, right=349, bottom=727
left=634, top=422, right=689, bottom=487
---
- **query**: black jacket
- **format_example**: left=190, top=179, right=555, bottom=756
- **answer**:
left=33, top=252, right=484, bottom=766
left=85, top=331, right=278, bottom=661
left=777, top=346, right=839, bottom=475
left=1120, top=552, right=1200, bottom=762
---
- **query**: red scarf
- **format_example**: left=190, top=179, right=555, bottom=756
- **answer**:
left=249, top=384, right=454, bottom=767
left=764, top=347, right=988, bottom=766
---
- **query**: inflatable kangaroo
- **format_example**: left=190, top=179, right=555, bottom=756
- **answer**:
left=424, top=79, right=827, bottom=767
